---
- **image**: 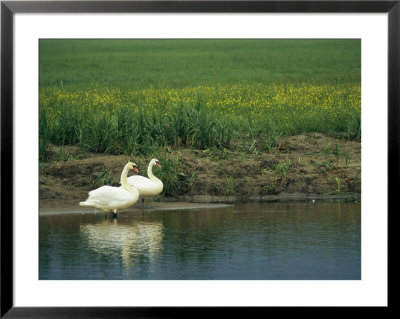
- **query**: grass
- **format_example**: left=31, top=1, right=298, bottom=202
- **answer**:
left=40, top=39, right=360, bottom=89
left=316, top=161, right=335, bottom=170
left=225, top=176, right=235, bottom=195
left=333, top=177, right=342, bottom=195
left=274, top=154, right=291, bottom=185
left=90, top=171, right=117, bottom=189
left=39, top=39, right=361, bottom=161
left=153, top=154, right=186, bottom=197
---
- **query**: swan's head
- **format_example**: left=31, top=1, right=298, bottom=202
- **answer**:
left=152, top=159, right=161, bottom=168
left=127, top=162, right=139, bottom=173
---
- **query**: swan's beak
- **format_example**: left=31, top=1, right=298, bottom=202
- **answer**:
left=156, top=163, right=161, bottom=168
left=133, top=167, right=139, bottom=173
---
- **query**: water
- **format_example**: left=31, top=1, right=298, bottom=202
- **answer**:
left=39, top=201, right=361, bottom=280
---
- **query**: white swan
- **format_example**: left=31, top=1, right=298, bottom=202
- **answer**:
left=127, top=158, right=163, bottom=207
left=80, top=162, right=140, bottom=218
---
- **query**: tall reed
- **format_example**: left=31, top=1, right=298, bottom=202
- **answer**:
left=39, top=83, right=360, bottom=160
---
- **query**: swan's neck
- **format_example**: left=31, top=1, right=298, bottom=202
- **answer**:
left=121, top=165, right=138, bottom=194
left=148, top=162, right=162, bottom=185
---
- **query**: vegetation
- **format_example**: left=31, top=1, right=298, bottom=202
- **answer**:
left=39, top=39, right=361, bottom=165
left=274, top=154, right=291, bottom=186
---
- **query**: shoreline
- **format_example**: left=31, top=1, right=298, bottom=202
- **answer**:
left=39, top=193, right=360, bottom=216
left=40, top=133, right=361, bottom=213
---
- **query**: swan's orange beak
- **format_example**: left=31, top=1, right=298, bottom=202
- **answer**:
left=156, top=162, right=161, bottom=168
left=133, top=166, right=139, bottom=173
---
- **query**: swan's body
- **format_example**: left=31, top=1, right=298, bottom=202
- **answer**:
left=80, top=162, right=140, bottom=217
left=127, top=159, right=163, bottom=206
left=81, top=186, right=137, bottom=212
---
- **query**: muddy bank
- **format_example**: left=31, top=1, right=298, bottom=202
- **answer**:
left=39, top=201, right=234, bottom=215
left=39, top=133, right=361, bottom=210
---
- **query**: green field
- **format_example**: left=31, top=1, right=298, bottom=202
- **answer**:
left=39, top=39, right=361, bottom=160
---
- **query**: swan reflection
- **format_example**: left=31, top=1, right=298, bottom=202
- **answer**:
left=80, top=218, right=163, bottom=271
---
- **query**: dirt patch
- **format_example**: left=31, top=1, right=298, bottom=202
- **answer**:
left=39, top=133, right=361, bottom=210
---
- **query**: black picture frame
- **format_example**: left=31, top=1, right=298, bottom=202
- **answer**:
left=1, top=1, right=395, bottom=317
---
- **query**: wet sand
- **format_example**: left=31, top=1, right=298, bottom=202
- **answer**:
left=39, top=201, right=234, bottom=216
left=39, top=192, right=359, bottom=216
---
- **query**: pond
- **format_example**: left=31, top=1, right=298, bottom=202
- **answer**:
left=39, top=201, right=361, bottom=280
